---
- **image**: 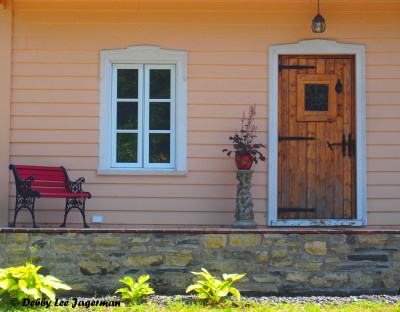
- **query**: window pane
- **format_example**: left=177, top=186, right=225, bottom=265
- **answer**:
left=117, top=102, right=138, bottom=130
left=117, top=69, right=138, bottom=99
left=150, top=69, right=170, bottom=99
left=305, top=84, right=329, bottom=111
left=149, top=134, right=170, bottom=163
left=117, top=133, right=137, bottom=163
left=150, top=102, right=170, bottom=130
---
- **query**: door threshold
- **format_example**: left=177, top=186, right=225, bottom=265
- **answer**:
left=271, top=219, right=364, bottom=227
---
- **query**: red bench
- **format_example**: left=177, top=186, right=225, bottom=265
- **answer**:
left=9, top=164, right=91, bottom=228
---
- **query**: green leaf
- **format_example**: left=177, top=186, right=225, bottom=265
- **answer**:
left=223, top=273, right=246, bottom=282
left=41, top=275, right=71, bottom=290
left=186, top=284, right=201, bottom=293
left=190, top=271, right=202, bottom=275
left=229, top=287, right=241, bottom=301
left=144, top=288, right=155, bottom=295
left=200, top=268, right=210, bottom=275
left=40, top=286, right=56, bottom=301
left=119, top=276, right=135, bottom=287
left=18, top=279, right=28, bottom=291
left=121, top=292, right=133, bottom=299
left=24, top=287, right=41, bottom=300
left=197, top=293, right=208, bottom=299
left=138, top=275, right=149, bottom=284
left=0, top=280, right=10, bottom=289
left=9, top=282, right=20, bottom=292
left=196, top=280, right=208, bottom=286
left=115, top=287, right=128, bottom=294
left=218, top=289, right=229, bottom=297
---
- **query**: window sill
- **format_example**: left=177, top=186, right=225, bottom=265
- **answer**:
left=97, top=168, right=188, bottom=176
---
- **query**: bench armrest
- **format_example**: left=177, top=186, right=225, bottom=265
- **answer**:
left=68, top=177, right=86, bottom=193
left=16, top=176, right=38, bottom=196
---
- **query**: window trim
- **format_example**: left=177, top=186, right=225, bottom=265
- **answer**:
left=98, top=46, right=187, bottom=175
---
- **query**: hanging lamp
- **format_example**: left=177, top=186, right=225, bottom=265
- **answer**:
left=312, top=0, right=326, bottom=33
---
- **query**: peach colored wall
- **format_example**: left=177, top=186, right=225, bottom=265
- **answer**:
left=0, top=0, right=12, bottom=227
left=7, top=0, right=400, bottom=226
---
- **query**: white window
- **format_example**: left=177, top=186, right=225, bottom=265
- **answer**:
left=99, top=46, right=187, bottom=175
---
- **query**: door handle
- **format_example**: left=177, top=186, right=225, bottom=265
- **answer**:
left=327, top=134, right=346, bottom=157
left=327, top=133, right=355, bottom=158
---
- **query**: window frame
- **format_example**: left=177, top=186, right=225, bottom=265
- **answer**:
left=143, top=64, right=176, bottom=169
left=111, top=64, right=143, bottom=168
left=296, top=74, right=338, bottom=122
left=99, top=46, right=187, bottom=175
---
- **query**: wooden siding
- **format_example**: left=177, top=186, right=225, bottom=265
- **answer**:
left=7, top=0, right=400, bottom=226
left=0, top=1, right=12, bottom=226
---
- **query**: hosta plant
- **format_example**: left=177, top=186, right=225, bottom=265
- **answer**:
left=186, top=268, right=246, bottom=305
left=115, top=275, right=154, bottom=304
left=0, top=247, right=71, bottom=301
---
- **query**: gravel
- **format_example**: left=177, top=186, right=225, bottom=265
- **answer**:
left=146, top=294, right=400, bottom=307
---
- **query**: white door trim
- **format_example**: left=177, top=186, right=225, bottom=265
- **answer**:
left=268, top=39, right=366, bottom=227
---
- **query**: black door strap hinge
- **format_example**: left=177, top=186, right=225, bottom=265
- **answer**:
left=279, top=65, right=317, bottom=71
left=278, top=136, right=317, bottom=141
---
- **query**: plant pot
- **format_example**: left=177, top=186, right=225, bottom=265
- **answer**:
left=235, top=154, right=253, bottom=170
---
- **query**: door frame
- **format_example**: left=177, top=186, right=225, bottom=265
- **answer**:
left=268, top=39, right=366, bottom=226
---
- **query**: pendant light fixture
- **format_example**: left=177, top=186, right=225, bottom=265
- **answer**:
left=312, top=0, right=326, bottom=33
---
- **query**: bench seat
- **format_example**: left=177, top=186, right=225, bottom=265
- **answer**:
left=29, top=189, right=92, bottom=198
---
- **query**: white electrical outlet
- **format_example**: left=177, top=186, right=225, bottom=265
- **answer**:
left=92, top=216, right=103, bottom=223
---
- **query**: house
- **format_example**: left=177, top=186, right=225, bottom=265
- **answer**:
left=0, top=0, right=399, bottom=228
left=1, top=0, right=400, bottom=296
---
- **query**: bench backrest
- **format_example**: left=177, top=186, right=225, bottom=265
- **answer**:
left=10, top=165, right=69, bottom=194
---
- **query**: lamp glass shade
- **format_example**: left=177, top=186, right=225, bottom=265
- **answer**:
left=312, top=13, right=326, bottom=33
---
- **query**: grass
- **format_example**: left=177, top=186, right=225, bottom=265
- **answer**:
left=1, top=297, right=400, bottom=312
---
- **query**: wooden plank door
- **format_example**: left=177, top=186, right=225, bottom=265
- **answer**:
left=278, top=55, right=356, bottom=220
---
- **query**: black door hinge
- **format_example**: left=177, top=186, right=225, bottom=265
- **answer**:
left=278, top=136, right=317, bottom=141
left=279, top=65, right=317, bottom=71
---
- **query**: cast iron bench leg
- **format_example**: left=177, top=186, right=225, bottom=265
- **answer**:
left=61, top=197, right=89, bottom=228
left=12, top=194, right=38, bottom=228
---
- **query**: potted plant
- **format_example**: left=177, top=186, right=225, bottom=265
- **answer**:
left=222, top=105, right=266, bottom=170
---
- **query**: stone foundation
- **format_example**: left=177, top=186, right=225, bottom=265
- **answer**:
left=1, top=229, right=400, bottom=296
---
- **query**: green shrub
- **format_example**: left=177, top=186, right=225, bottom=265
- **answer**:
left=186, top=268, right=246, bottom=305
left=0, top=247, right=71, bottom=301
left=115, top=275, right=154, bottom=304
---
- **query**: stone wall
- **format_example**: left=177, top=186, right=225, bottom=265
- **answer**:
left=1, top=231, right=400, bottom=296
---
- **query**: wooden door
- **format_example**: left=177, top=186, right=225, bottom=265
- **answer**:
left=278, top=55, right=356, bottom=220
